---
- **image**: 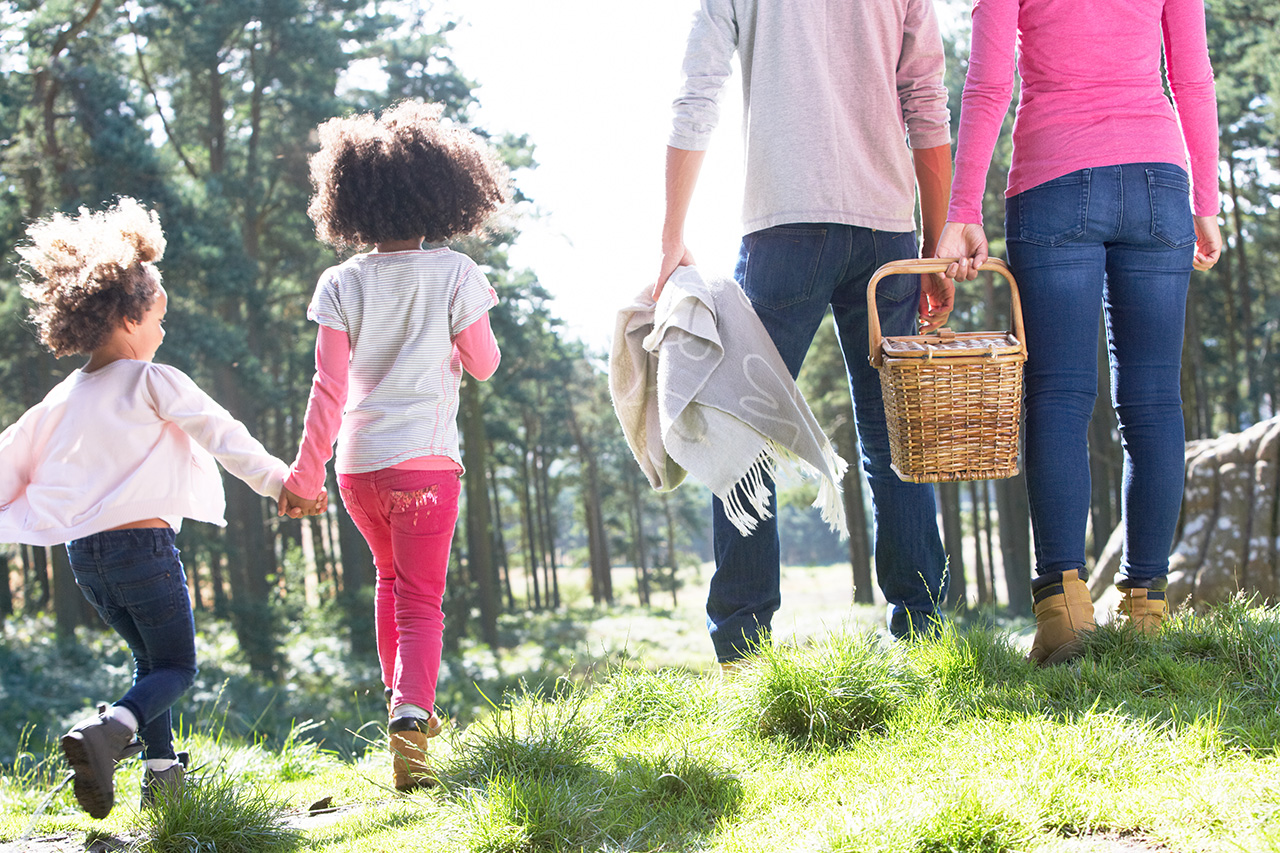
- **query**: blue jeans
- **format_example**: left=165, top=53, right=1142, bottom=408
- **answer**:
left=68, top=528, right=197, bottom=760
left=1006, top=163, right=1195, bottom=585
left=707, top=224, right=949, bottom=660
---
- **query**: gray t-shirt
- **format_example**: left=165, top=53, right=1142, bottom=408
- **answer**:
left=670, top=0, right=952, bottom=235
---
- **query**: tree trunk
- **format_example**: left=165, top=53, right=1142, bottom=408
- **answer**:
left=967, top=482, right=988, bottom=605
left=566, top=407, right=612, bottom=606
left=518, top=441, right=542, bottom=610
left=535, top=445, right=561, bottom=609
left=1226, top=149, right=1257, bottom=422
left=1181, top=284, right=1210, bottom=441
left=981, top=481, right=997, bottom=605
left=996, top=474, right=1033, bottom=616
left=461, top=379, right=499, bottom=647
left=336, top=494, right=377, bottom=657
left=939, top=482, right=966, bottom=609
left=838, top=418, right=873, bottom=604
left=53, top=545, right=81, bottom=643
left=489, top=466, right=514, bottom=611
left=0, top=551, right=12, bottom=623
left=663, top=493, right=680, bottom=607
left=625, top=470, right=651, bottom=607
left=30, top=545, right=50, bottom=613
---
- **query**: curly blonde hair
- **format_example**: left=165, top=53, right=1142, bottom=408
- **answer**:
left=307, top=100, right=510, bottom=249
left=17, top=198, right=165, bottom=357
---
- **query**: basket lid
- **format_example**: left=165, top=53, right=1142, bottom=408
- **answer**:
left=880, top=329, right=1023, bottom=359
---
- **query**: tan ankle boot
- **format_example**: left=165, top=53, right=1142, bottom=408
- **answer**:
left=1029, top=569, right=1096, bottom=666
left=1118, top=586, right=1166, bottom=633
left=389, top=717, right=437, bottom=791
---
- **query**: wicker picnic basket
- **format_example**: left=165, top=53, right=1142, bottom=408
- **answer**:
left=868, top=258, right=1027, bottom=483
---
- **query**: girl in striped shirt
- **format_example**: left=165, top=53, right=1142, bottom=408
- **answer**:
left=282, top=100, right=508, bottom=790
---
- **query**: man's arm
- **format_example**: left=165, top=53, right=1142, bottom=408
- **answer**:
left=656, top=146, right=707, bottom=297
left=914, top=143, right=955, bottom=332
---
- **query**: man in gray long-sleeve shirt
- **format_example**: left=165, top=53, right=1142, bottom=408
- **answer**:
left=657, top=0, right=955, bottom=661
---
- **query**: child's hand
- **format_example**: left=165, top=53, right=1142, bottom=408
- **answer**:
left=278, top=486, right=326, bottom=519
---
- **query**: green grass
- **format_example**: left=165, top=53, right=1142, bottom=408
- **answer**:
left=7, top=589, right=1280, bottom=851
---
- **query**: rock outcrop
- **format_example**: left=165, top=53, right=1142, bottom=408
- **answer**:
left=1090, top=416, right=1280, bottom=614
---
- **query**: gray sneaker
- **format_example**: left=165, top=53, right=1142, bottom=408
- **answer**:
left=140, top=751, right=188, bottom=808
left=60, top=705, right=137, bottom=819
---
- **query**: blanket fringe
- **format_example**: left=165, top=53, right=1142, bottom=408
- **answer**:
left=721, top=441, right=849, bottom=538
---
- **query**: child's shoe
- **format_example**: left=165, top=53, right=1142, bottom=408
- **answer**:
left=60, top=705, right=138, bottom=818
left=389, top=716, right=438, bottom=791
left=140, top=751, right=189, bottom=809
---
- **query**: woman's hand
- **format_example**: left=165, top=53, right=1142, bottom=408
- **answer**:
left=1192, top=215, right=1223, bottom=272
left=934, top=221, right=990, bottom=281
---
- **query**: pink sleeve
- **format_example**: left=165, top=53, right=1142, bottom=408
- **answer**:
left=286, top=324, right=349, bottom=498
left=454, top=311, right=500, bottom=381
left=947, top=0, right=1019, bottom=225
left=1163, top=0, right=1220, bottom=216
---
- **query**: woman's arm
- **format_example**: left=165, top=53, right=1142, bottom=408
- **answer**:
left=1163, top=0, right=1220, bottom=219
left=947, top=0, right=1019, bottom=226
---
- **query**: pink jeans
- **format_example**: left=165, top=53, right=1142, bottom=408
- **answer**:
left=337, top=468, right=461, bottom=713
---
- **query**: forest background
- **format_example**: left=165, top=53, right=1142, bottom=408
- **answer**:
left=0, top=0, right=1275, bottom=762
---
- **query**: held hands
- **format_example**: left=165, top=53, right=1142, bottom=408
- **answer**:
left=1192, top=215, right=1223, bottom=272
left=277, top=486, right=328, bottom=519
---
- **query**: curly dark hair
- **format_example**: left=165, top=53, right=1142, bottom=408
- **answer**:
left=17, top=198, right=164, bottom=358
left=307, top=100, right=510, bottom=249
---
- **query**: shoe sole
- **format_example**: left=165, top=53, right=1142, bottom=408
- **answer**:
left=61, top=732, right=113, bottom=819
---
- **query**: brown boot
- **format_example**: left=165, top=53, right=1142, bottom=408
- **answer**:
left=1117, top=584, right=1167, bottom=633
left=1029, top=569, right=1096, bottom=666
left=60, top=705, right=139, bottom=819
left=389, top=716, right=438, bottom=791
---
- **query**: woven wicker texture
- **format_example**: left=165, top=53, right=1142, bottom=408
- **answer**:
left=868, top=259, right=1027, bottom=483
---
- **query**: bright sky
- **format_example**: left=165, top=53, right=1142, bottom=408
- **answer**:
left=442, top=1, right=968, bottom=351
left=443, top=0, right=745, bottom=351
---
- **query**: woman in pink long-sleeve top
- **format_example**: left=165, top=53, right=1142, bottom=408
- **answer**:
left=935, top=0, right=1224, bottom=665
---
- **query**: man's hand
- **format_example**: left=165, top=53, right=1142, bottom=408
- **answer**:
left=655, top=241, right=696, bottom=300
left=918, top=271, right=955, bottom=333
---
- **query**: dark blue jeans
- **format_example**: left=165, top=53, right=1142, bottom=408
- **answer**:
left=707, top=224, right=949, bottom=660
left=1006, top=163, right=1195, bottom=585
left=68, top=528, right=197, bottom=760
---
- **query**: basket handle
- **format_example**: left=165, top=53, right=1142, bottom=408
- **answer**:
left=867, top=257, right=1026, bottom=368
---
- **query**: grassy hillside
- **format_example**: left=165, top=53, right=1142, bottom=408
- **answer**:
left=4, top=588, right=1280, bottom=852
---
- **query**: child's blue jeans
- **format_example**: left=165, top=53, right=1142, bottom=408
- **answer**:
left=67, top=528, right=197, bottom=760
left=1006, top=162, right=1195, bottom=585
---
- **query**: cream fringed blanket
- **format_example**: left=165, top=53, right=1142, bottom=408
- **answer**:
left=609, top=266, right=848, bottom=537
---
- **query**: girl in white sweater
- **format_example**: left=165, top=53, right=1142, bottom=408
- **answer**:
left=0, top=198, right=318, bottom=818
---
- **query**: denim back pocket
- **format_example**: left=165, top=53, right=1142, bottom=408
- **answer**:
left=1146, top=167, right=1196, bottom=249
left=117, top=565, right=183, bottom=627
left=740, top=224, right=827, bottom=310
left=1010, top=170, right=1090, bottom=247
